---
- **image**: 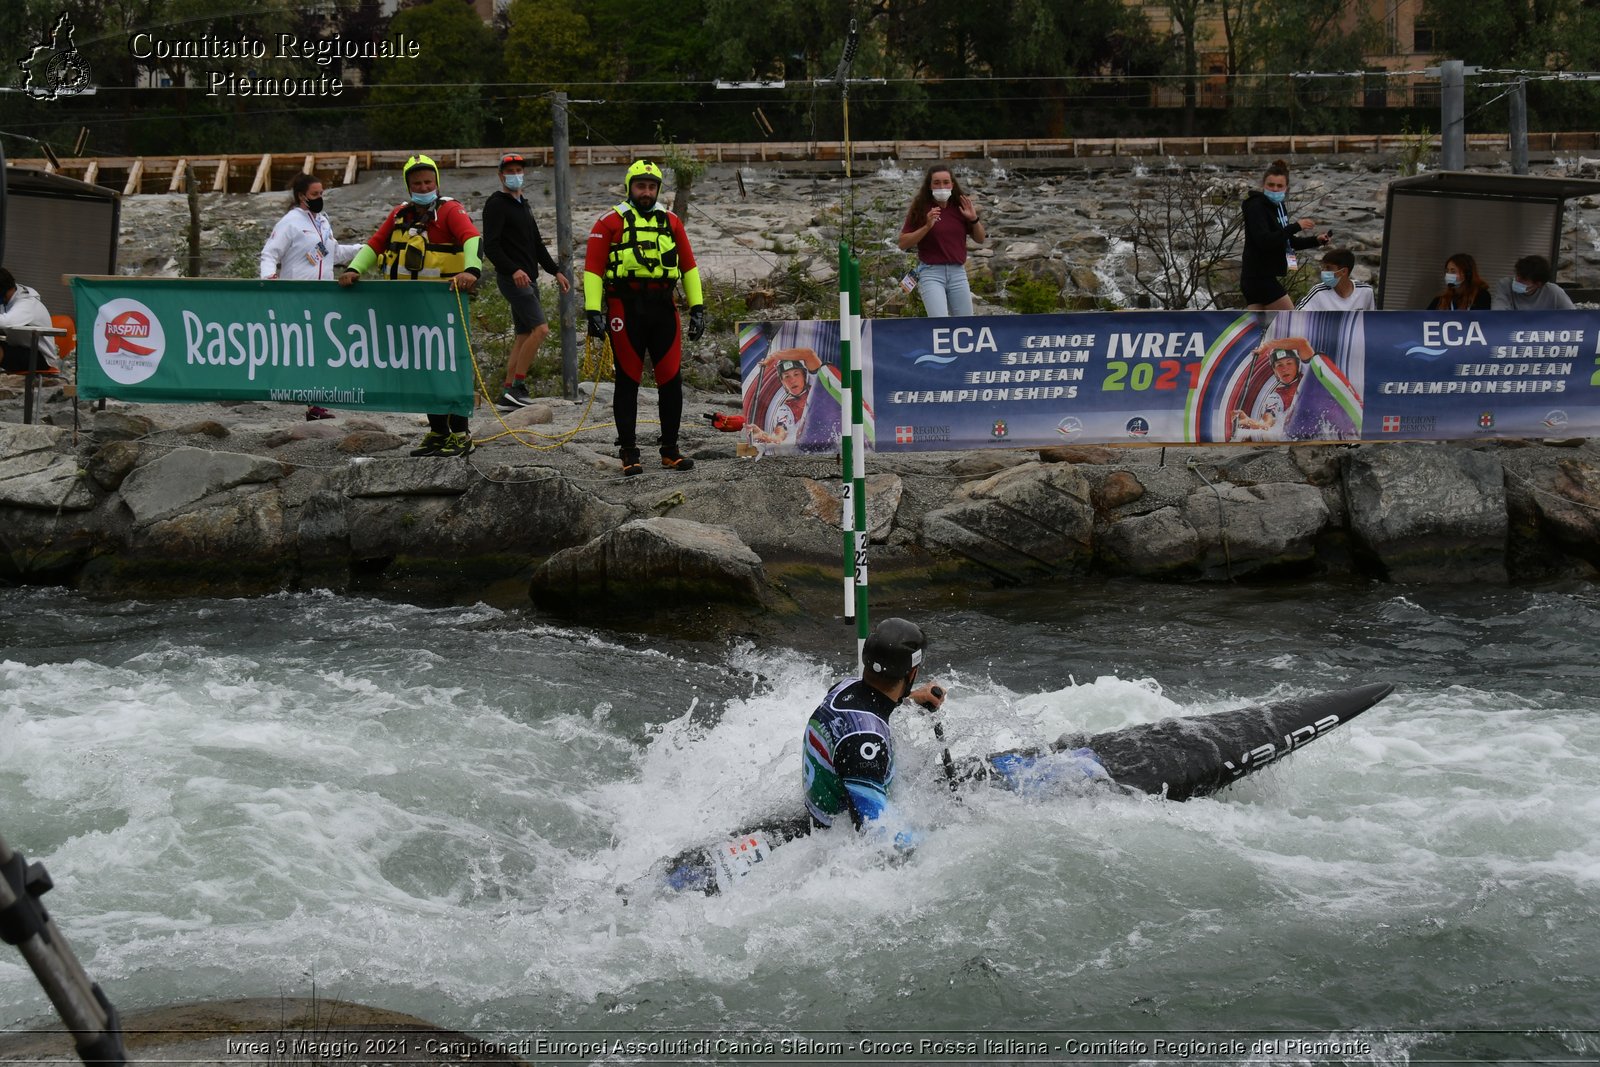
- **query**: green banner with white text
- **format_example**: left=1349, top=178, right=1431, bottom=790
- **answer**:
left=73, top=277, right=474, bottom=416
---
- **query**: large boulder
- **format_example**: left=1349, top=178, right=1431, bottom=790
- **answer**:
left=921, top=461, right=1094, bottom=582
left=1500, top=446, right=1600, bottom=578
left=0, top=424, right=96, bottom=511
left=1343, top=444, right=1508, bottom=582
left=342, top=463, right=626, bottom=584
left=530, top=517, right=772, bottom=609
left=1181, top=481, right=1330, bottom=578
left=119, top=447, right=289, bottom=524
left=83, top=487, right=296, bottom=594
left=1097, top=505, right=1200, bottom=576
left=801, top=474, right=903, bottom=544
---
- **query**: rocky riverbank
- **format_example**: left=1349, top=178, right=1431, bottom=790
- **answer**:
left=5, top=379, right=1600, bottom=610
left=13, top=152, right=1600, bottom=608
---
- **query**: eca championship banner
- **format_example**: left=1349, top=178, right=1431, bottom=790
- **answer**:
left=739, top=310, right=1599, bottom=452
left=74, top=277, right=474, bottom=416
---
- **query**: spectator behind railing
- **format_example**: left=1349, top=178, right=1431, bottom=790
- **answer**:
left=0, top=267, right=61, bottom=374
left=897, top=163, right=987, bottom=317
left=1492, top=254, right=1575, bottom=311
left=1240, top=159, right=1329, bottom=312
left=1425, top=253, right=1491, bottom=311
left=259, top=172, right=365, bottom=421
left=1296, top=248, right=1375, bottom=312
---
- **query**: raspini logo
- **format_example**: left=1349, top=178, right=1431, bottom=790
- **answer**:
left=17, top=12, right=93, bottom=100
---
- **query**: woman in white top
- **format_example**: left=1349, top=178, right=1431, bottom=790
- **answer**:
left=259, top=173, right=364, bottom=418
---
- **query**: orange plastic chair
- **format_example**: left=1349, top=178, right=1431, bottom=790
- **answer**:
left=50, top=313, right=76, bottom=362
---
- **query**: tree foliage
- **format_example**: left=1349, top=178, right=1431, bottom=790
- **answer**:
left=369, top=0, right=499, bottom=148
left=501, top=0, right=602, bottom=143
left=1121, top=168, right=1246, bottom=310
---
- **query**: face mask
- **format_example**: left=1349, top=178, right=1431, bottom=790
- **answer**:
left=410, top=190, right=438, bottom=208
left=503, top=173, right=524, bottom=191
left=1444, top=272, right=1459, bottom=287
left=1320, top=270, right=1337, bottom=286
left=304, top=197, right=324, bottom=214
left=1264, top=189, right=1286, bottom=204
left=1512, top=280, right=1531, bottom=295
left=932, top=188, right=952, bottom=203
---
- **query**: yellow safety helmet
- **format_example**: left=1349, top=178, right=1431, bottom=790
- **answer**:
left=404, top=153, right=440, bottom=184
left=625, top=159, right=663, bottom=191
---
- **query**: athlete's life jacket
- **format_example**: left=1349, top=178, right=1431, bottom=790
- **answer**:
left=604, top=202, right=683, bottom=284
left=381, top=198, right=471, bottom=280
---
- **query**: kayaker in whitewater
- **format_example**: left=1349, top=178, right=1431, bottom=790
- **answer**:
left=801, top=618, right=945, bottom=833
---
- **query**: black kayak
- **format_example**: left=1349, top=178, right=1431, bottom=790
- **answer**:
left=647, top=682, right=1395, bottom=895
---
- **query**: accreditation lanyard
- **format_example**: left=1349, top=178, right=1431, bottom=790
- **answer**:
left=302, top=209, right=332, bottom=270
left=1276, top=200, right=1298, bottom=270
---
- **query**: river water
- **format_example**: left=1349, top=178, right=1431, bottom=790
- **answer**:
left=2, top=582, right=1598, bottom=1064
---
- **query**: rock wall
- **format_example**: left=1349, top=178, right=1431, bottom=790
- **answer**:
left=5, top=404, right=1599, bottom=607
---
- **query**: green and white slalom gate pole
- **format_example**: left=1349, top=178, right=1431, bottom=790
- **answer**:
left=848, top=253, right=869, bottom=662
left=838, top=243, right=870, bottom=667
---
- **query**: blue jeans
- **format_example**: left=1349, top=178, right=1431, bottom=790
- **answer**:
left=919, top=262, right=972, bottom=317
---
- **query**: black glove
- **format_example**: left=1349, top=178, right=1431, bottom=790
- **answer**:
left=586, top=310, right=607, bottom=338
left=687, top=305, right=707, bottom=341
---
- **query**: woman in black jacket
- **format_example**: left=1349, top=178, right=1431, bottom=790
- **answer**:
left=1424, top=252, right=1492, bottom=310
left=1240, top=159, right=1328, bottom=310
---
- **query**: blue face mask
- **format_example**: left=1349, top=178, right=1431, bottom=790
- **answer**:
left=1512, top=280, right=1531, bottom=295
left=1264, top=189, right=1286, bottom=204
left=1320, top=270, right=1338, bottom=286
left=503, top=173, right=524, bottom=191
left=1444, top=272, right=1459, bottom=287
left=409, top=189, right=438, bottom=208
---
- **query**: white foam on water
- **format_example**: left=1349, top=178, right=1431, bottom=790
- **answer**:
left=5, top=590, right=1600, bottom=1049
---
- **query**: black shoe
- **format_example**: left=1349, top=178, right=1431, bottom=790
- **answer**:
left=661, top=446, right=695, bottom=471
left=410, top=431, right=447, bottom=457
left=496, top=382, right=532, bottom=409
left=621, top=446, right=643, bottom=476
left=436, top=431, right=475, bottom=458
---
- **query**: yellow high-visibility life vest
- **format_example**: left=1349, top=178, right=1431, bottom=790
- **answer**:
left=604, top=202, right=682, bottom=282
left=379, top=199, right=471, bottom=279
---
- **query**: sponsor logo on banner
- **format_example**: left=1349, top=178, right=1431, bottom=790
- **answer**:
left=94, top=299, right=166, bottom=385
left=1056, top=416, right=1083, bottom=438
left=1381, top=414, right=1436, bottom=434
left=1479, top=412, right=1495, bottom=429
left=1125, top=416, right=1150, bottom=438
left=1543, top=410, right=1570, bottom=430
left=991, top=419, right=1008, bottom=439
left=895, top=425, right=914, bottom=444
left=905, top=425, right=949, bottom=443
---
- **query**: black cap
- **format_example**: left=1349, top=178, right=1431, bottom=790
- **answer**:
left=863, top=618, right=926, bottom=678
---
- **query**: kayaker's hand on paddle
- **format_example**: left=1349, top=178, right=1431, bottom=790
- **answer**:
left=911, top=683, right=945, bottom=712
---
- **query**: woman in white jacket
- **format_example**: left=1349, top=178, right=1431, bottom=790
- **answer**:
left=259, top=174, right=363, bottom=418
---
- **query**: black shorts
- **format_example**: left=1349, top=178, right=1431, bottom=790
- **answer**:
left=1240, top=273, right=1288, bottom=306
left=495, top=270, right=547, bottom=333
